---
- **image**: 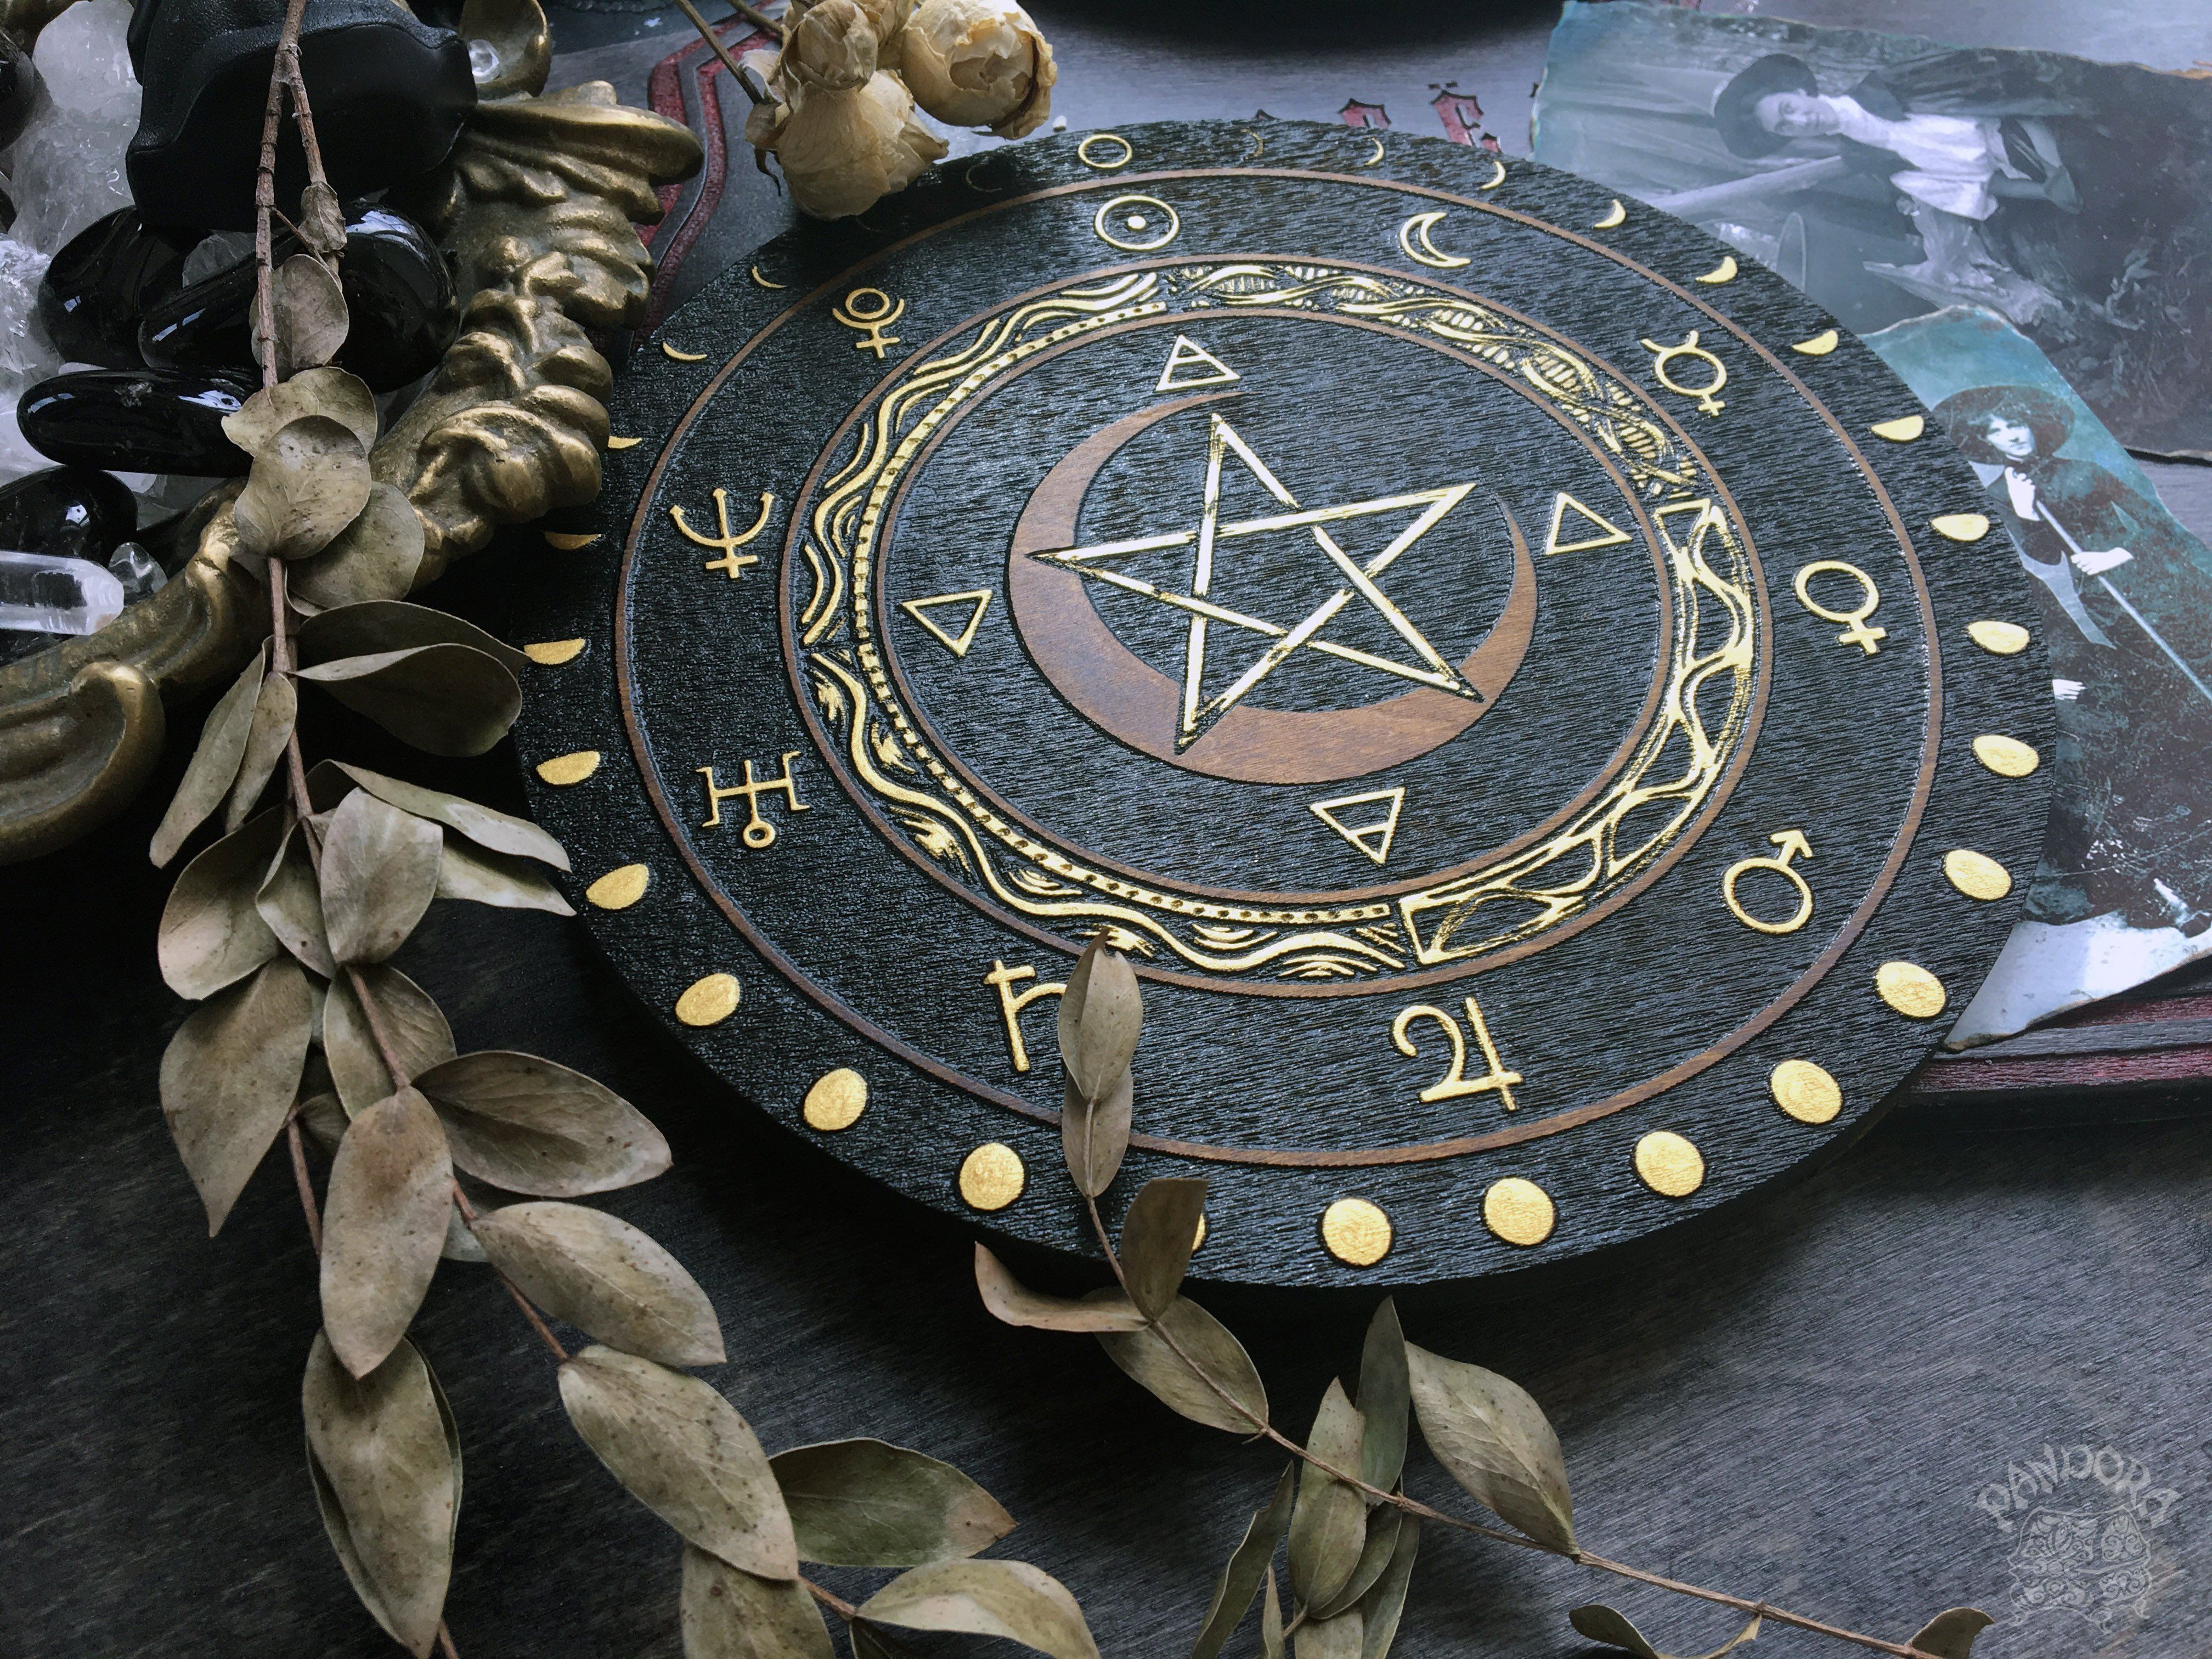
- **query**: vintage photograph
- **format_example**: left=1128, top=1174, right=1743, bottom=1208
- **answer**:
left=1533, top=0, right=2212, bottom=458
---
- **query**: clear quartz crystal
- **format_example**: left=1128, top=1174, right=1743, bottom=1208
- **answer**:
left=0, top=236, right=57, bottom=397
left=106, top=540, right=164, bottom=600
left=0, top=548, right=125, bottom=633
left=5, top=0, right=143, bottom=255
left=180, top=230, right=256, bottom=287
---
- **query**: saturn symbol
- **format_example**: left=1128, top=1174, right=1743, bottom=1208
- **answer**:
left=1398, top=211, right=1472, bottom=270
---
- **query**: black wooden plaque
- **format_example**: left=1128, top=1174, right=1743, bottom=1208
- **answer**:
left=511, top=119, right=2052, bottom=1288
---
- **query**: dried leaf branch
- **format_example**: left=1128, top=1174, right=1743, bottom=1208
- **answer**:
left=977, top=944, right=1993, bottom=1659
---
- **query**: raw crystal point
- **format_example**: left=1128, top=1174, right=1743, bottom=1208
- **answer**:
left=0, top=464, right=135, bottom=561
left=18, top=365, right=254, bottom=474
left=5, top=0, right=143, bottom=253
left=0, top=236, right=59, bottom=396
left=106, top=537, right=164, bottom=600
left=0, top=32, right=40, bottom=153
left=33, top=0, right=138, bottom=124
left=36, top=207, right=194, bottom=365
left=125, top=0, right=475, bottom=232
left=0, top=546, right=124, bottom=633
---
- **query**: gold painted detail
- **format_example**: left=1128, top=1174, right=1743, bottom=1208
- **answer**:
left=985, top=958, right=1065, bottom=1073
left=535, top=749, right=602, bottom=786
left=958, top=1142, right=1025, bottom=1210
left=1543, top=491, right=1630, bottom=556
left=1694, top=256, right=1738, bottom=285
left=835, top=286, right=907, bottom=359
left=751, top=264, right=787, bottom=289
left=1793, top=560, right=1886, bottom=653
left=803, top=1068, right=868, bottom=1130
left=607, top=435, right=645, bottom=451
left=1770, top=1058, right=1841, bottom=1124
left=1093, top=194, right=1179, bottom=252
left=1398, top=211, right=1472, bottom=270
left=1483, top=1177, right=1554, bottom=1246
left=1310, top=787, right=1404, bottom=866
left=798, top=263, right=1756, bottom=981
left=544, top=530, right=600, bottom=550
left=1320, top=1198, right=1392, bottom=1266
left=1593, top=199, right=1626, bottom=229
left=1155, top=334, right=1239, bottom=391
left=661, top=340, right=708, bottom=362
left=1634, top=1130, right=1705, bottom=1197
left=1391, top=995, right=1521, bottom=1110
left=1791, top=329, right=1839, bottom=356
left=1875, top=960, right=1946, bottom=1019
left=1972, top=733, right=2039, bottom=777
left=1640, top=330, right=1727, bottom=416
left=698, top=752, right=808, bottom=848
left=671, top=487, right=775, bottom=579
left=1359, top=136, right=1386, bottom=167
left=1931, top=512, right=1991, bottom=543
left=1721, top=829, right=1814, bottom=935
left=675, top=972, right=740, bottom=1026
left=1479, top=158, right=1506, bottom=190
left=1870, top=414, right=1925, bottom=442
left=1944, top=848, right=2013, bottom=901
left=899, top=589, right=993, bottom=657
left=1075, top=131, right=1132, bottom=170
left=1968, top=619, right=2030, bottom=656
left=523, top=638, right=586, bottom=665
left=585, top=863, right=650, bottom=909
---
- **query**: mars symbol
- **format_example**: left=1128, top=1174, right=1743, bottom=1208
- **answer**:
left=514, top=121, right=2053, bottom=1288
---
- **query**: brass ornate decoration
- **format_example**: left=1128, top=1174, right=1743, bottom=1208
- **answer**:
left=0, top=28, right=704, bottom=863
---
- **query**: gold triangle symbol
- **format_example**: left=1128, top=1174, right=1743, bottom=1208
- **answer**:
left=1155, top=334, right=1242, bottom=393
left=1544, top=492, right=1632, bottom=556
left=1310, top=787, right=1406, bottom=866
left=899, top=589, right=993, bottom=657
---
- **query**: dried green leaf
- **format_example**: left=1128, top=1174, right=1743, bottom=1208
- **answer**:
left=300, top=182, right=348, bottom=257
left=260, top=252, right=351, bottom=374
left=233, top=415, right=372, bottom=561
left=328, top=761, right=569, bottom=869
left=159, top=957, right=313, bottom=1233
left=974, top=1244, right=1145, bottom=1332
left=299, top=1088, right=349, bottom=1154
left=1404, top=1342, right=1574, bottom=1554
left=1289, top=1379, right=1367, bottom=1609
left=158, top=806, right=284, bottom=998
left=437, top=834, right=574, bottom=915
left=1260, top=1566, right=1285, bottom=1659
left=414, top=1050, right=671, bottom=1195
left=321, top=1086, right=453, bottom=1377
left=303, top=1332, right=458, bottom=1658
left=1188, top=1464, right=1295, bottom=1659
left=1568, top=1606, right=1761, bottom=1659
left=1356, top=1299, right=1409, bottom=1497
left=296, top=598, right=534, bottom=675
left=224, top=365, right=379, bottom=455
left=1057, top=936, right=1141, bottom=1104
left=1295, top=1607, right=1362, bottom=1659
left=770, top=1438, right=1013, bottom=1568
left=558, top=1344, right=798, bottom=1578
left=225, top=670, right=296, bottom=833
left=324, top=965, right=455, bottom=1117
left=291, top=483, right=426, bottom=612
left=319, top=789, right=441, bottom=963
left=1357, top=1514, right=1418, bottom=1659
left=859, top=1559, right=1099, bottom=1659
left=1060, top=1068, right=1131, bottom=1198
left=1094, top=1294, right=1267, bottom=1434
left=681, top=1544, right=835, bottom=1659
left=473, top=1200, right=724, bottom=1366
left=296, top=642, right=522, bottom=757
left=150, top=646, right=264, bottom=866
left=1313, top=1506, right=1400, bottom=1620
left=1908, top=1609, right=1993, bottom=1659
left=257, top=816, right=337, bottom=977
left=1120, top=1176, right=1207, bottom=1320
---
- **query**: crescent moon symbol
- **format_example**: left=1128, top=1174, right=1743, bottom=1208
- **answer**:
left=751, top=265, right=787, bottom=289
left=661, top=341, right=709, bottom=362
left=962, top=155, right=1006, bottom=194
left=1006, top=394, right=1537, bottom=785
left=1398, top=211, right=1472, bottom=270
left=1361, top=136, right=1386, bottom=167
left=1240, top=126, right=1264, bottom=160
left=1479, top=158, right=1506, bottom=190
left=1593, top=199, right=1626, bottom=229
left=1694, top=255, right=1739, bottom=285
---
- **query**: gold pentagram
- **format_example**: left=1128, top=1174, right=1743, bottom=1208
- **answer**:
left=1029, top=413, right=1481, bottom=750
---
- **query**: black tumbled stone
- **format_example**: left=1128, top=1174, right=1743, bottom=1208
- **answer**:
left=19, top=369, right=257, bottom=476
left=36, top=210, right=198, bottom=368
left=0, top=467, right=138, bottom=562
left=0, top=35, right=36, bottom=155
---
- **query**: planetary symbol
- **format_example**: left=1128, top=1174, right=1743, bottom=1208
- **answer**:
left=1029, top=411, right=1481, bottom=751
left=1398, top=211, right=1472, bottom=270
left=833, top=287, right=906, bottom=358
left=1640, top=330, right=1728, bottom=416
left=1722, top=829, right=1815, bottom=934
left=670, top=487, right=776, bottom=579
left=1793, top=561, right=1886, bottom=654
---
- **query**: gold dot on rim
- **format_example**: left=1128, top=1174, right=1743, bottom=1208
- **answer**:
left=1770, top=1059, right=1841, bottom=1124
left=1320, top=1198, right=1391, bottom=1266
left=585, top=864, right=650, bottom=910
left=523, top=638, right=586, bottom=665
left=1483, top=1178, right=1554, bottom=1246
left=675, top=973, right=740, bottom=1027
left=1931, top=512, right=1991, bottom=542
left=958, top=1143, right=1025, bottom=1210
left=1875, top=961, right=1946, bottom=1019
left=1944, top=849, right=2013, bottom=901
left=803, top=1069, right=868, bottom=1131
left=1634, top=1131, right=1705, bottom=1197
left=1973, top=734, right=2040, bottom=777
left=535, top=750, right=601, bottom=786
left=1967, top=620, right=2030, bottom=656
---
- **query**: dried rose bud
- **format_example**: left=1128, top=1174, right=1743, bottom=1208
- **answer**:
left=787, top=0, right=878, bottom=91
left=775, top=70, right=949, bottom=219
left=896, top=0, right=1056, bottom=138
left=849, top=0, right=914, bottom=49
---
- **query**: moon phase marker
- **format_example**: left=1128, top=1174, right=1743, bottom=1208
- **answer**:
left=1398, top=211, right=1472, bottom=269
left=1479, top=157, right=1506, bottom=190
left=1695, top=256, right=1739, bottom=285
left=1594, top=199, right=1627, bottom=229
left=661, top=341, right=709, bottom=362
left=751, top=266, right=788, bottom=289
left=1792, top=329, right=1840, bottom=356
left=1361, top=136, right=1385, bottom=166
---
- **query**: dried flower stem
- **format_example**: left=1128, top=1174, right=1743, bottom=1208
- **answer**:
left=671, top=0, right=774, bottom=104
left=804, top=1577, right=860, bottom=1620
left=1076, top=1195, right=1937, bottom=1659
left=251, top=0, right=340, bottom=386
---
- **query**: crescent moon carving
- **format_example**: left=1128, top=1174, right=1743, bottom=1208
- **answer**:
left=962, top=154, right=1006, bottom=194
left=1006, top=394, right=1537, bottom=786
left=661, top=341, right=708, bottom=362
left=1479, top=158, right=1506, bottom=190
left=1593, top=199, right=1626, bottom=229
left=1240, top=126, right=1264, bottom=160
left=1361, top=136, right=1386, bottom=166
left=1398, top=211, right=1472, bottom=270
left=750, top=265, right=787, bottom=289
left=1694, top=255, right=1739, bottom=285
left=1791, top=329, right=1839, bottom=356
